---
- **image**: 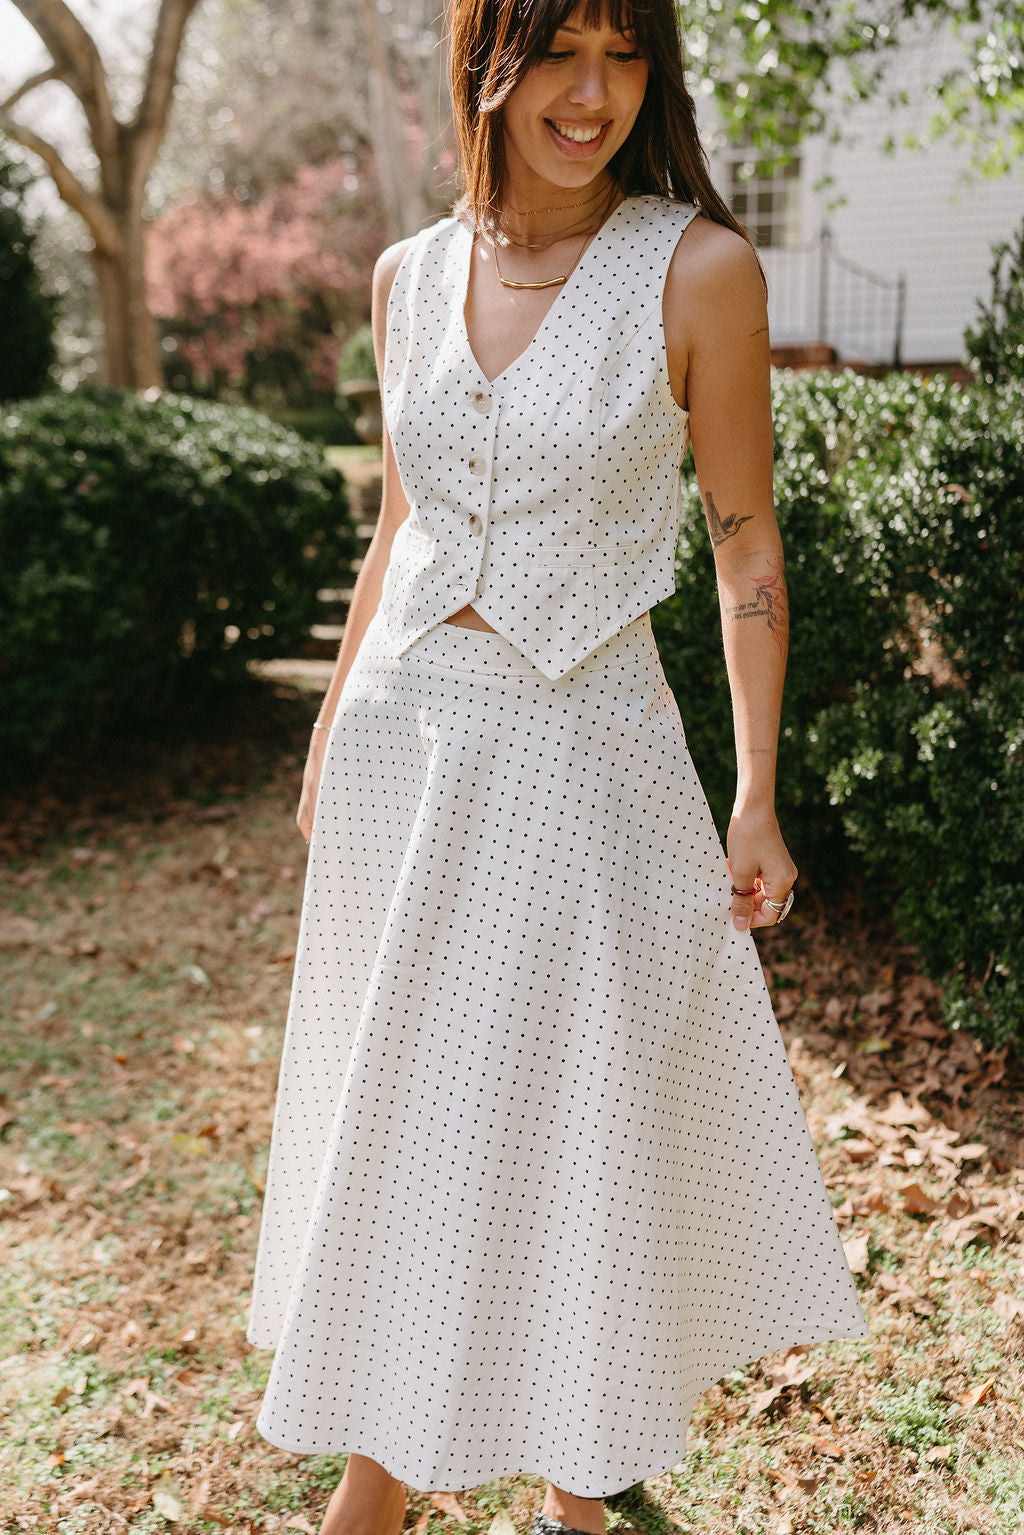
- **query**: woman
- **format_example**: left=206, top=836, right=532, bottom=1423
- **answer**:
left=246, top=1, right=868, bottom=1531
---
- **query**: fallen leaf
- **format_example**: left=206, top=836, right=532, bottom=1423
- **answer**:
left=959, top=1378, right=995, bottom=1410
left=874, top=1271, right=937, bottom=1316
left=63, top=1475, right=102, bottom=1501
left=486, top=1513, right=518, bottom=1535
left=795, top=1474, right=820, bottom=1493
left=152, top=1483, right=185, bottom=1520
left=839, top=1138, right=878, bottom=1163
left=761, top=1463, right=798, bottom=1489
left=901, top=1183, right=944, bottom=1216
left=811, top=1437, right=845, bottom=1458
left=945, top=1206, right=1004, bottom=1249
left=842, top=1233, right=870, bottom=1274
left=284, top=1519, right=320, bottom=1534
left=923, top=1445, right=953, bottom=1464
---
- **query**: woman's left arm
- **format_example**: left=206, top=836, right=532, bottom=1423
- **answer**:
left=664, top=217, right=798, bottom=933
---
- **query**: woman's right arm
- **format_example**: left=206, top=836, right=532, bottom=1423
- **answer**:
left=295, top=236, right=415, bottom=842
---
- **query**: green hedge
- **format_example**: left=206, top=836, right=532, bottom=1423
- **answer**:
left=0, top=387, right=357, bottom=758
left=654, top=368, right=1024, bottom=1048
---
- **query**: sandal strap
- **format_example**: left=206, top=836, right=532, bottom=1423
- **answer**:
left=530, top=1513, right=600, bottom=1535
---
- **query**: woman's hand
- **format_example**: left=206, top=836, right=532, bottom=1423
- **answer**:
left=727, top=806, right=798, bottom=932
left=296, top=727, right=329, bottom=844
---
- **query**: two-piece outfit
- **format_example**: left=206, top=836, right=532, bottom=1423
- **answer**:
left=246, top=193, right=868, bottom=1498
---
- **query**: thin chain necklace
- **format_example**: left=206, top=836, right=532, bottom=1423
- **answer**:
left=496, top=183, right=616, bottom=252
left=505, top=191, right=600, bottom=217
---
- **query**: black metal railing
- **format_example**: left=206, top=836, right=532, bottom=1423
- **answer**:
left=765, top=225, right=907, bottom=367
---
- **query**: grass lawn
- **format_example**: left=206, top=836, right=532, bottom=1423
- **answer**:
left=2, top=679, right=1022, bottom=1533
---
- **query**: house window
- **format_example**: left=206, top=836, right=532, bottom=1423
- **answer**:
left=726, top=150, right=802, bottom=249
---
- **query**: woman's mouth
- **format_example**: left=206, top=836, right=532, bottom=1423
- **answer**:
left=545, top=118, right=611, bottom=156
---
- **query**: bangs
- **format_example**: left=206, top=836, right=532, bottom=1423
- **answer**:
left=517, top=0, right=655, bottom=65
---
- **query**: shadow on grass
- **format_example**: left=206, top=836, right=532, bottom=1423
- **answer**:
left=0, top=674, right=319, bottom=861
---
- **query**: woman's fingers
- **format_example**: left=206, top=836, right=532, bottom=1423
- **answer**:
left=750, top=873, right=797, bottom=929
left=728, top=863, right=758, bottom=931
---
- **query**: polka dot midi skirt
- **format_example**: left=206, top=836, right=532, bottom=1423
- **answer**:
left=246, top=607, right=868, bottom=1495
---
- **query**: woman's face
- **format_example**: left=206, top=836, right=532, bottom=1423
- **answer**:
left=501, top=6, right=649, bottom=192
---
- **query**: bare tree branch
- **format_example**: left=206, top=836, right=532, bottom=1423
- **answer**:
left=10, top=0, right=120, bottom=165
left=135, top=0, right=203, bottom=135
left=129, top=0, right=203, bottom=194
left=0, top=111, right=121, bottom=254
left=0, top=66, right=64, bottom=115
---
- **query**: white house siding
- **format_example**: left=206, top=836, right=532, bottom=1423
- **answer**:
left=700, top=28, right=1024, bottom=366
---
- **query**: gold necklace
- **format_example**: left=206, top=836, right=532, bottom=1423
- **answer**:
left=505, top=187, right=609, bottom=218
left=497, top=185, right=616, bottom=251
left=492, top=228, right=594, bottom=290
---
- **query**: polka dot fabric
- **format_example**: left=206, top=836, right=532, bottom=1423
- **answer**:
left=377, top=195, right=704, bottom=681
left=247, top=606, right=868, bottom=1493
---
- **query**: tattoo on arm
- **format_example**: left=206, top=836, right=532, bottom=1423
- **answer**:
left=723, top=555, right=789, bottom=656
left=705, top=489, right=755, bottom=547
left=749, top=323, right=769, bottom=337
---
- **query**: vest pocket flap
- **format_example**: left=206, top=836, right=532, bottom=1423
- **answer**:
left=534, top=540, right=639, bottom=566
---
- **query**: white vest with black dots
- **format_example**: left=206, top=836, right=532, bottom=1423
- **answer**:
left=378, top=192, right=701, bottom=681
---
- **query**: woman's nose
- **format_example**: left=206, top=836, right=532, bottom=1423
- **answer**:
left=566, top=57, right=611, bottom=110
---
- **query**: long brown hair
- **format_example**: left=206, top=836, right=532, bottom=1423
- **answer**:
left=447, top=0, right=765, bottom=287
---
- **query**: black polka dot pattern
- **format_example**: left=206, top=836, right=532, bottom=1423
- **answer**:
left=247, top=605, right=868, bottom=1493
left=378, top=195, right=704, bottom=681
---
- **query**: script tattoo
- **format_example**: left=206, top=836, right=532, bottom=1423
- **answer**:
left=724, top=555, right=789, bottom=656
left=705, top=489, right=755, bottom=547
left=749, top=323, right=769, bottom=337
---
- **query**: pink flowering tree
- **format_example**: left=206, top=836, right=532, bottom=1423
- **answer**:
left=147, top=158, right=387, bottom=404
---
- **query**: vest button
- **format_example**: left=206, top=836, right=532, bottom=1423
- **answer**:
left=468, top=513, right=483, bottom=535
left=471, top=391, right=492, bottom=413
left=468, top=456, right=486, bottom=476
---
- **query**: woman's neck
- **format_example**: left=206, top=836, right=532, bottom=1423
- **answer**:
left=496, top=171, right=621, bottom=248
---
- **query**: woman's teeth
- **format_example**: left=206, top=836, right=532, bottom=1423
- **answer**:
left=550, top=121, right=605, bottom=143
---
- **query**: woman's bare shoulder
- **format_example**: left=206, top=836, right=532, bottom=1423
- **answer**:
left=373, top=236, right=418, bottom=302
left=669, top=213, right=763, bottom=298
left=664, top=213, right=766, bottom=351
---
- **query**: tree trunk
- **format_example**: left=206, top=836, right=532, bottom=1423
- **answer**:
left=356, top=0, right=431, bottom=240
left=90, top=209, right=162, bottom=388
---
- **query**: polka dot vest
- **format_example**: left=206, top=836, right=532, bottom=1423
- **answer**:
left=380, top=194, right=701, bottom=681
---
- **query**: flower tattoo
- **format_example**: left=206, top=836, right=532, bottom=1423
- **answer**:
left=724, top=555, right=788, bottom=655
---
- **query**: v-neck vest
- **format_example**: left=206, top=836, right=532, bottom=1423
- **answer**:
left=378, top=193, right=701, bottom=680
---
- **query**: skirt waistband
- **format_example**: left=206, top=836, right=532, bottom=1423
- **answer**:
left=402, top=612, right=660, bottom=678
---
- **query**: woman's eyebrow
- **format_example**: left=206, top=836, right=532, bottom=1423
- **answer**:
left=556, top=23, right=636, bottom=37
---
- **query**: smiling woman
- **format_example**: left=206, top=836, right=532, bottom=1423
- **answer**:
left=244, top=2, right=868, bottom=1531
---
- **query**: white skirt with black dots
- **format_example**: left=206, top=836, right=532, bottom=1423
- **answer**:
left=246, top=605, right=868, bottom=1496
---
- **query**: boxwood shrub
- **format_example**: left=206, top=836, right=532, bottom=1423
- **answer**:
left=653, top=368, right=1024, bottom=1048
left=0, top=387, right=357, bottom=758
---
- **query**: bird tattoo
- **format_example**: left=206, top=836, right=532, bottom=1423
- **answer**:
left=705, top=490, right=754, bottom=547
